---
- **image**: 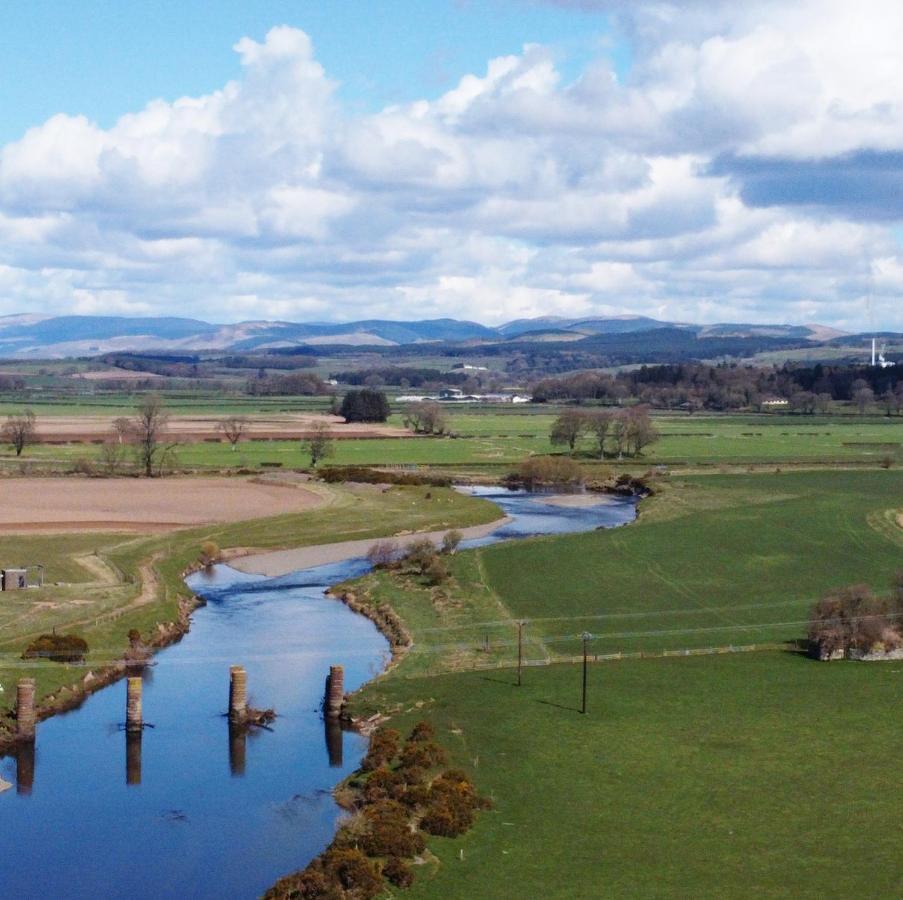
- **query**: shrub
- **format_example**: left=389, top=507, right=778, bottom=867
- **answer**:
left=400, top=538, right=439, bottom=575
left=360, top=802, right=425, bottom=858
left=408, top=721, right=435, bottom=743
left=511, top=455, right=583, bottom=490
left=383, top=857, right=415, bottom=888
left=420, top=769, right=490, bottom=838
left=423, top=557, right=449, bottom=586
left=400, top=740, right=447, bottom=770
left=808, top=583, right=898, bottom=656
left=420, top=802, right=469, bottom=837
left=263, top=867, right=343, bottom=900
left=23, top=633, right=88, bottom=663
left=317, top=466, right=452, bottom=487
left=362, top=766, right=406, bottom=804
left=440, top=530, right=462, bottom=555
left=71, top=456, right=98, bottom=476
left=199, top=540, right=220, bottom=567
left=362, top=727, right=401, bottom=772
left=366, top=540, right=399, bottom=569
left=319, top=848, right=383, bottom=898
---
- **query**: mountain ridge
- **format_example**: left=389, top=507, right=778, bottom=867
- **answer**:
left=0, top=313, right=863, bottom=358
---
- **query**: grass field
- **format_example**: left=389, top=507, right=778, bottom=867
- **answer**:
left=5, top=411, right=903, bottom=472
left=356, top=653, right=903, bottom=899
left=343, top=470, right=903, bottom=672
left=340, top=469, right=903, bottom=897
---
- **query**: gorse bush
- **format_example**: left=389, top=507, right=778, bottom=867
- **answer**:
left=408, top=721, right=435, bottom=743
left=360, top=801, right=426, bottom=858
left=265, top=721, right=490, bottom=897
left=23, top=633, right=88, bottom=664
left=362, top=728, right=400, bottom=772
left=382, top=857, right=414, bottom=889
left=400, top=740, right=447, bottom=771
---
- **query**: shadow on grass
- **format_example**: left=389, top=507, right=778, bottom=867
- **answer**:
left=535, top=698, right=581, bottom=713
left=477, top=674, right=519, bottom=687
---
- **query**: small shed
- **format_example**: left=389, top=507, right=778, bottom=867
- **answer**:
left=2, top=568, right=28, bottom=590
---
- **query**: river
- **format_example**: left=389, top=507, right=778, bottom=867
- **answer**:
left=0, top=487, right=635, bottom=899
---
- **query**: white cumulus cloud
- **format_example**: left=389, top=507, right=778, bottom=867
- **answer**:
left=0, top=9, right=900, bottom=329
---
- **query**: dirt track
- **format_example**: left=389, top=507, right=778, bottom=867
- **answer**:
left=29, top=413, right=410, bottom=444
left=0, top=476, right=327, bottom=533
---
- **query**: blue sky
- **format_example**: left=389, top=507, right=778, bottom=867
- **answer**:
left=0, top=0, right=900, bottom=331
left=0, top=0, right=624, bottom=144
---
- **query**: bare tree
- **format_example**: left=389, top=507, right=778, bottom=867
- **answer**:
left=133, top=395, right=172, bottom=476
left=403, top=401, right=448, bottom=435
left=622, top=406, right=659, bottom=456
left=100, top=433, right=129, bottom=475
left=585, top=410, right=613, bottom=459
left=853, top=386, right=875, bottom=415
left=216, top=416, right=249, bottom=451
left=112, top=416, right=132, bottom=444
left=2, top=409, right=36, bottom=456
left=550, top=410, right=586, bottom=453
left=304, top=421, right=335, bottom=467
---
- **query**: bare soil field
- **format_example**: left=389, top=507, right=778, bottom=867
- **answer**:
left=0, top=476, right=327, bottom=532
left=28, top=413, right=411, bottom=444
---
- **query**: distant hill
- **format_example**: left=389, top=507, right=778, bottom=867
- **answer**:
left=0, top=313, right=860, bottom=359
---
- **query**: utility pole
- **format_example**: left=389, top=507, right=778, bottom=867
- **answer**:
left=516, top=620, right=526, bottom=686
left=581, top=632, right=593, bottom=714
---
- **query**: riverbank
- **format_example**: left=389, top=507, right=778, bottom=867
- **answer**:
left=230, top=516, right=513, bottom=577
left=0, top=592, right=202, bottom=757
left=0, top=484, right=501, bottom=761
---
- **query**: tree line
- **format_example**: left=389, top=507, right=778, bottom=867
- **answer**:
left=550, top=406, right=659, bottom=457
left=532, top=363, right=903, bottom=413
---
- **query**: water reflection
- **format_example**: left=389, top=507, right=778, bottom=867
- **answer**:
left=125, top=730, right=142, bottom=786
left=324, top=718, right=343, bottom=768
left=0, top=485, right=637, bottom=899
left=15, top=741, right=34, bottom=796
left=228, top=722, right=247, bottom=777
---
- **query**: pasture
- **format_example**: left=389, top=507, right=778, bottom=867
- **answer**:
left=346, top=471, right=903, bottom=896
left=2, top=407, right=902, bottom=471
left=342, top=470, right=903, bottom=673
left=357, top=653, right=903, bottom=899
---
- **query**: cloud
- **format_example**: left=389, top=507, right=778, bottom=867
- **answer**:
left=709, top=151, right=903, bottom=222
left=0, top=11, right=901, bottom=330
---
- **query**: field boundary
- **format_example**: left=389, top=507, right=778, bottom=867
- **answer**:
left=401, top=640, right=793, bottom=678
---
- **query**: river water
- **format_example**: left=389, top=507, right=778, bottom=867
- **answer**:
left=0, top=488, right=635, bottom=899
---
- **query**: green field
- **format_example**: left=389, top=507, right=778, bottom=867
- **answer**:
left=343, top=470, right=903, bottom=673
left=337, top=469, right=903, bottom=897
left=5, top=410, right=903, bottom=473
left=357, top=653, right=902, bottom=899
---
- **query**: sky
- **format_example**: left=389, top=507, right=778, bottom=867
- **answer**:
left=0, top=0, right=901, bottom=330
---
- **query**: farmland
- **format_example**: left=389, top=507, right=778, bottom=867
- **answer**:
left=341, top=469, right=903, bottom=897
left=357, top=653, right=902, bottom=899
left=0, top=386, right=901, bottom=899
left=1, top=404, right=903, bottom=472
left=344, top=470, right=903, bottom=670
